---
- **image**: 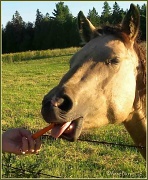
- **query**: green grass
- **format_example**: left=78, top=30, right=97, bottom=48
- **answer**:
left=2, top=47, right=80, bottom=63
left=2, top=50, right=146, bottom=178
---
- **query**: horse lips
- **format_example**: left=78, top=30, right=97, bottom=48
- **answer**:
left=51, top=122, right=72, bottom=138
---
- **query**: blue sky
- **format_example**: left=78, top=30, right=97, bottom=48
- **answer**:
left=1, top=1, right=146, bottom=27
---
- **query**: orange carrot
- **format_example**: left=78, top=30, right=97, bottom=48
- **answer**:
left=32, top=123, right=54, bottom=139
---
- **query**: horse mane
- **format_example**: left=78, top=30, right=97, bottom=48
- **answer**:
left=97, top=25, right=146, bottom=91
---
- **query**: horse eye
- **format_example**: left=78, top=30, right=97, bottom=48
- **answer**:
left=111, top=58, right=118, bottom=64
left=105, top=59, right=111, bottom=65
left=105, top=58, right=118, bottom=65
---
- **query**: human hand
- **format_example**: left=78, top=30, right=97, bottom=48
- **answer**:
left=2, top=128, right=42, bottom=155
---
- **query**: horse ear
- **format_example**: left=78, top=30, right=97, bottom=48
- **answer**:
left=121, top=4, right=140, bottom=41
left=78, top=11, right=99, bottom=43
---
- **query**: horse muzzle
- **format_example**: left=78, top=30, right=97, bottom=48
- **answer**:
left=41, top=93, right=83, bottom=141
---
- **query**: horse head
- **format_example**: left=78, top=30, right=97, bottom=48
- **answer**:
left=41, top=4, right=146, bottom=159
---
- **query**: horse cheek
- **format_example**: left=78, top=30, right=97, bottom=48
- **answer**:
left=111, top=74, right=136, bottom=122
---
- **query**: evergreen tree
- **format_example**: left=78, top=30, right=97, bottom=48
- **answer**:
left=51, top=2, right=74, bottom=48
left=138, top=4, right=146, bottom=40
left=40, top=17, right=52, bottom=49
left=3, top=11, right=25, bottom=52
left=112, top=2, right=125, bottom=25
left=52, top=2, right=72, bottom=22
left=21, top=22, right=34, bottom=51
left=11, top=11, right=24, bottom=27
left=140, top=4, right=146, bottom=16
left=87, top=7, right=100, bottom=27
left=2, top=1, right=146, bottom=53
left=35, top=9, right=43, bottom=28
left=45, top=13, right=50, bottom=21
left=101, top=1, right=111, bottom=25
left=2, top=25, right=7, bottom=53
left=33, top=9, right=44, bottom=50
left=3, top=21, right=15, bottom=52
left=12, top=11, right=25, bottom=52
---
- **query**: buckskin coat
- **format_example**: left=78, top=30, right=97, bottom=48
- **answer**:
left=41, top=4, right=146, bottom=159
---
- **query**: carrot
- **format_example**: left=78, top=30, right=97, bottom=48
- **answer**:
left=32, top=123, right=54, bottom=139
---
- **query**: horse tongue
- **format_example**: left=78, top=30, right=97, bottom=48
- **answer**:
left=51, top=122, right=71, bottom=138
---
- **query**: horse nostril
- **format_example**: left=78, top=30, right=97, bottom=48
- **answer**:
left=57, top=95, right=73, bottom=112
left=51, top=98, right=64, bottom=107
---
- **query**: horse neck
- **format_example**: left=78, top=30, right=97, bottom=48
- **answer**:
left=123, top=90, right=146, bottom=159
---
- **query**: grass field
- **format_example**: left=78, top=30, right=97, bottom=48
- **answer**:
left=2, top=49, right=146, bottom=178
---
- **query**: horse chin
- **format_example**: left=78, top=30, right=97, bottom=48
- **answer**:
left=57, top=117, right=83, bottom=142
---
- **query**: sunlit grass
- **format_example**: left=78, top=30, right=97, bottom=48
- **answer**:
left=2, top=47, right=80, bottom=63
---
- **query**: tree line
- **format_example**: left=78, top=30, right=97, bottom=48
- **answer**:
left=2, top=1, right=146, bottom=54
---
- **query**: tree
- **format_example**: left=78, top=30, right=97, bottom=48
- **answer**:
left=3, top=21, right=15, bottom=53
left=2, top=2, right=145, bottom=53
left=2, top=11, right=25, bottom=53
left=2, top=25, right=7, bottom=53
left=101, top=1, right=111, bottom=25
left=21, top=22, right=34, bottom=51
left=39, top=17, right=52, bottom=50
left=138, top=4, right=146, bottom=40
left=12, top=11, right=25, bottom=51
left=87, top=7, right=100, bottom=27
left=33, top=9, right=44, bottom=50
left=50, top=2, right=75, bottom=48
left=11, top=11, right=24, bottom=27
left=35, top=9, right=43, bottom=28
left=112, top=2, right=125, bottom=25
left=140, top=4, right=146, bottom=16
left=52, top=2, right=72, bottom=22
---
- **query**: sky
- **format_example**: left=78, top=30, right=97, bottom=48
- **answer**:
left=1, top=1, right=147, bottom=27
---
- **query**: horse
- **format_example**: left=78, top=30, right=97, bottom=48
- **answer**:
left=41, top=4, right=146, bottom=159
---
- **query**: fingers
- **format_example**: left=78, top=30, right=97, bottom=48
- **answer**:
left=19, top=128, right=32, bottom=138
left=27, top=136, right=36, bottom=153
left=21, top=137, right=29, bottom=154
left=35, top=138, right=42, bottom=153
left=17, top=128, right=42, bottom=155
left=21, top=136, right=42, bottom=155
